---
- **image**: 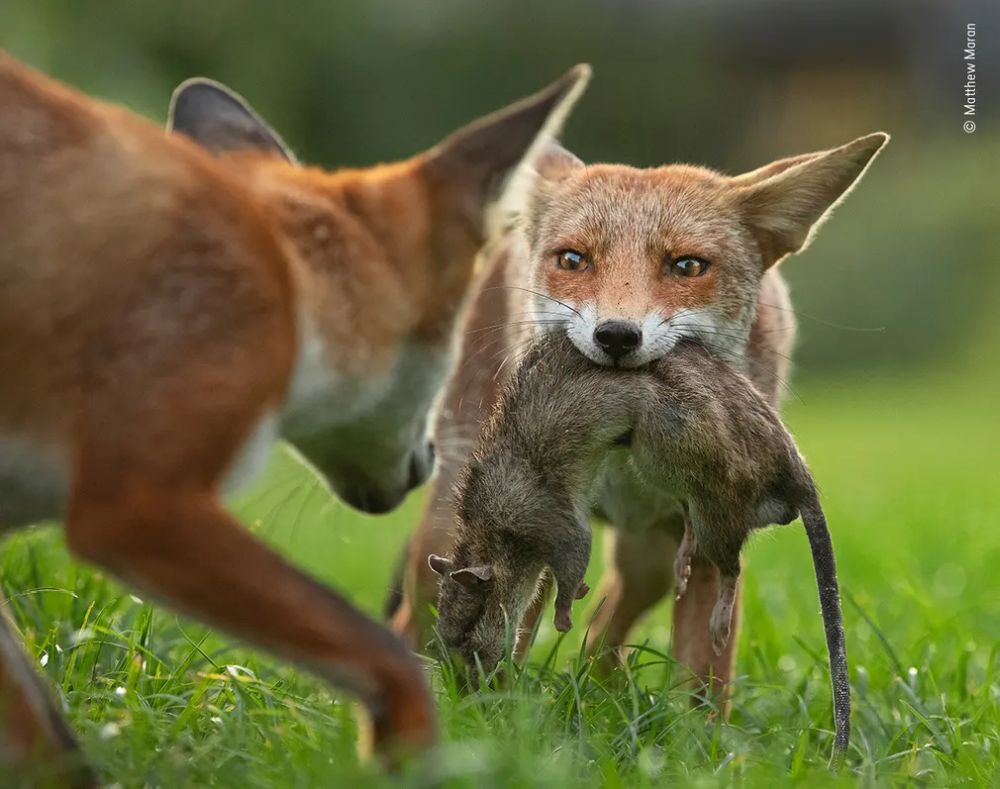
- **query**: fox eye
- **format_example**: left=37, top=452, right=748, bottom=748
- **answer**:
left=556, top=250, right=589, bottom=272
left=667, top=257, right=710, bottom=278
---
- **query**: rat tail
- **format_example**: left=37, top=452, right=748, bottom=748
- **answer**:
left=800, top=486, right=850, bottom=768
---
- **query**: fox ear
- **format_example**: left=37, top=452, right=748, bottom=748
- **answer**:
left=168, top=79, right=296, bottom=163
left=422, top=64, right=591, bottom=237
left=733, top=132, right=889, bottom=266
left=535, top=140, right=584, bottom=182
left=728, top=150, right=826, bottom=186
left=489, top=139, right=584, bottom=232
left=449, top=565, right=494, bottom=590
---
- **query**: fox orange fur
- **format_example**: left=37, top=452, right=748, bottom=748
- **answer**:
left=391, top=130, right=888, bottom=702
left=0, top=51, right=590, bottom=781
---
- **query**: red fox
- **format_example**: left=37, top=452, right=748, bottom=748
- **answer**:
left=390, top=131, right=888, bottom=701
left=0, top=52, right=589, bottom=781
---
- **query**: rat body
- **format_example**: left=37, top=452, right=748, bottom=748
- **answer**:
left=430, top=333, right=849, bottom=760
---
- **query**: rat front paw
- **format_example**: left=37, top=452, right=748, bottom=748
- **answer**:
left=674, top=529, right=698, bottom=600
left=709, top=598, right=734, bottom=656
left=674, top=557, right=692, bottom=600
left=553, top=607, right=573, bottom=632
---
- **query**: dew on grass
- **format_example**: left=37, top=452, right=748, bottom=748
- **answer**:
left=99, top=722, right=121, bottom=740
left=932, top=563, right=966, bottom=598
left=70, top=627, right=94, bottom=644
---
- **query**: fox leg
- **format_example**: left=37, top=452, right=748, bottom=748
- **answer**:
left=389, top=468, right=458, bottom=651
left=62, top=281, right=435, bottom=763
left=66, top=487, right=435, bottom=761
left=511, top=575, right=551, bottom=662
left=583, top=520, right=678, bottom=668
left=672, top=555, right=742, bottom=710
left=583, top=514, right=741, bottom=709
left=669, top=276, right=793, bottom=701
left=0, top=606, right=96, bottom=787
left=682, top=515, right=747, bottom=661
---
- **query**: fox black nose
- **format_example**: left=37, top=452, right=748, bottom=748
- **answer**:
left=594, top=320, right=642, bottom=361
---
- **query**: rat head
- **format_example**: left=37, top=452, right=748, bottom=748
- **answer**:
left=168, top=66, right=591, bottom=513
left=512, top=133, right=889, bottom=367
left=427, top=549, right=530, bottom=677
left=428, top=548, right=588, bottom=678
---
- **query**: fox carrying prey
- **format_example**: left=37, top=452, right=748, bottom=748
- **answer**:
left=0, top=52, right=590, bottom=781
left=392, top=124, right=887, bottom=702
left=430, top=333, right=850, bottom=763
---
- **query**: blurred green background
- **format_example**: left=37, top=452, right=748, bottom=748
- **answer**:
left=4, top=0, right=999, bottom=381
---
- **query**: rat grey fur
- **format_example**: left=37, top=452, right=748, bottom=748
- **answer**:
left=429, top=333, right=850, bottom=762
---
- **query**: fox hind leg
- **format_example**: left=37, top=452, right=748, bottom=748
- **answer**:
left=584, top=520, right=678, bottom=669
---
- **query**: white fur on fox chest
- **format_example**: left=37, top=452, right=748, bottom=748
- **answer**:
left=280, top=319, right=396, bottom=436
left=219, top=320, right=378, bottom=497
left=278, top=315, right=445, bottom=441
left=0, top=432, right=69, bottom=532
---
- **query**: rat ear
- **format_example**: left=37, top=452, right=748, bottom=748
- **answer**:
left=427, top=554, right=454, bottom=576
left=449, top=565, right=495, bottom=589
left=574, top=582, right=590, bottom=600
left=168, top=78, right=296, bottom=163
left=733, top=132, right=889, bottom=266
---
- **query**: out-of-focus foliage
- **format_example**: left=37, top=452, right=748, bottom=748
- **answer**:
left=2, top=0, right=998, bottom=379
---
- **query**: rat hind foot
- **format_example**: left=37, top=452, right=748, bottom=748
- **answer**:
left=553, top=582, right=590, bottom=632
left=674, top=524, right=698, bottom=600
left=709, top=574, right=739, bottom=655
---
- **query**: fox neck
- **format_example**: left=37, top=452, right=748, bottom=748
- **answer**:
left=196, top=160, right=397, bottom=443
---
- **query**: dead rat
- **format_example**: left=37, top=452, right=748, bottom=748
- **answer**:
left=428, top=333, right=850, bottom=761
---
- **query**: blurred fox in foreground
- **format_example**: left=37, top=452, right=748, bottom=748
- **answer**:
left=391, top=118, right=887, bottom=703
left=0, top=51, right=589, bottom=782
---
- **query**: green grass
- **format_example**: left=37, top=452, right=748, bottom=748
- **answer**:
left=3, top=367, right=998, bottom=787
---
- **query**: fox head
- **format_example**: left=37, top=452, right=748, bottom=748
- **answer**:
left=510, top=133, right=888, bottom=367
left=168, top=66, right=591, bottom=513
